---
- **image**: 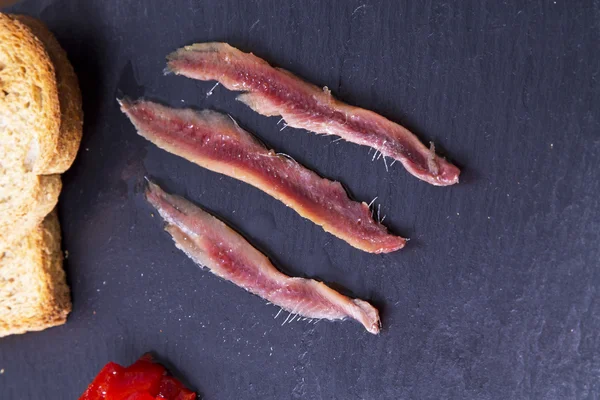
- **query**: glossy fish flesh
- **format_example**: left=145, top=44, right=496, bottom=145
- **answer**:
left=120, top=98, right=405, bottom=253
left=166, top=42, right=460, bottom=186
left=146, top=181, right=381, bottom=334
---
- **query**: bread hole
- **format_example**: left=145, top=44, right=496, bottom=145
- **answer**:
left=24, top=101, right=30, bottom=109
left=20, top=66, right=26, bottom=74
left=1, top=90, right=8, bottom=97
left=0, top=62, right=4, bottom=71
left=33, top=84, right=42, bottom=108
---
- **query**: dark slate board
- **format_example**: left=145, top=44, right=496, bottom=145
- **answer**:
left=1, top=0, right=599, bottom=399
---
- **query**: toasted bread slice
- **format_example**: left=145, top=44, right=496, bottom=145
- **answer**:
left=0, top=14, right=82, bottom=252
left=0, top=13, right=60, bottom=174
left=0, top=15, right=81, bottom=335
left=0, top=210, right=71, bottom=337
left=12, top=14, right=83, bottom=173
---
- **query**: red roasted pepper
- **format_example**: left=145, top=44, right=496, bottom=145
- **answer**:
left=156, top=376, right=196, bottom=400
left=79, top=355, right=196, bottom=400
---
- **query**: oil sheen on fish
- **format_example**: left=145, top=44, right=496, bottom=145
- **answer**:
left=146, top=181, right=381, bottom=334
left=166, top=42, right=460, bottom=186
left=119, top=98, right=405, bottom=254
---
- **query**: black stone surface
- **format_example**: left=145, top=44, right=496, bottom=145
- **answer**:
left=1, top=1, right=599, bottom=399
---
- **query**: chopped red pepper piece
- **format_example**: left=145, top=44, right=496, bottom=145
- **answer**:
left=156, top=376, right=196, bottom=400
left=79, top=355, right=196, bottom=400
left=79, top=363, right=124, bottom=400
left=123, top=393, right=156, bottom=400
left=105, top=357, right=165, bottom=400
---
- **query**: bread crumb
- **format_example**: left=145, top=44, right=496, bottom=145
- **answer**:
left=64, top=250, right=69, bottom=259
left=550, top=143, right=554, bottom=148
left=0, top=369, right=4, bottom=374
left=93, top=311, right=96, bottom=315
left=85, top=148, right=89, bottom=151
left=150, top=213, right=154, bottom=218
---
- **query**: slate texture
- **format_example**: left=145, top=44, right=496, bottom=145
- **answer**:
left=1, top=1, right=599, bottom=399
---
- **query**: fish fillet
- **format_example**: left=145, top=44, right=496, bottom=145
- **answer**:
left=166, top=42, right=460, bottom=186
left=120, top=98, right=405, bottom=254
left=146, top=181, right=381, bottom=334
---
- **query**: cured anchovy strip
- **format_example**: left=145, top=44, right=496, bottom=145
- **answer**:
left=166, top=42, right=460, bottom=186
left=146, top=181, right=381, bottom=334
left=120, top=98, right=405, bottom=253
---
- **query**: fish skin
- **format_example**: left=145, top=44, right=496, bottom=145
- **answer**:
left=166, top=42, right=460, bottom=186
left=119, top=98, right=405, bottom=253
left=145, top=181, right=381, bottom=334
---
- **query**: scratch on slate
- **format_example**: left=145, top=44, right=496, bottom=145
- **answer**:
left=249, top=19, right=260, bottom=32
left=352, top=4, right=367, bottom=16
